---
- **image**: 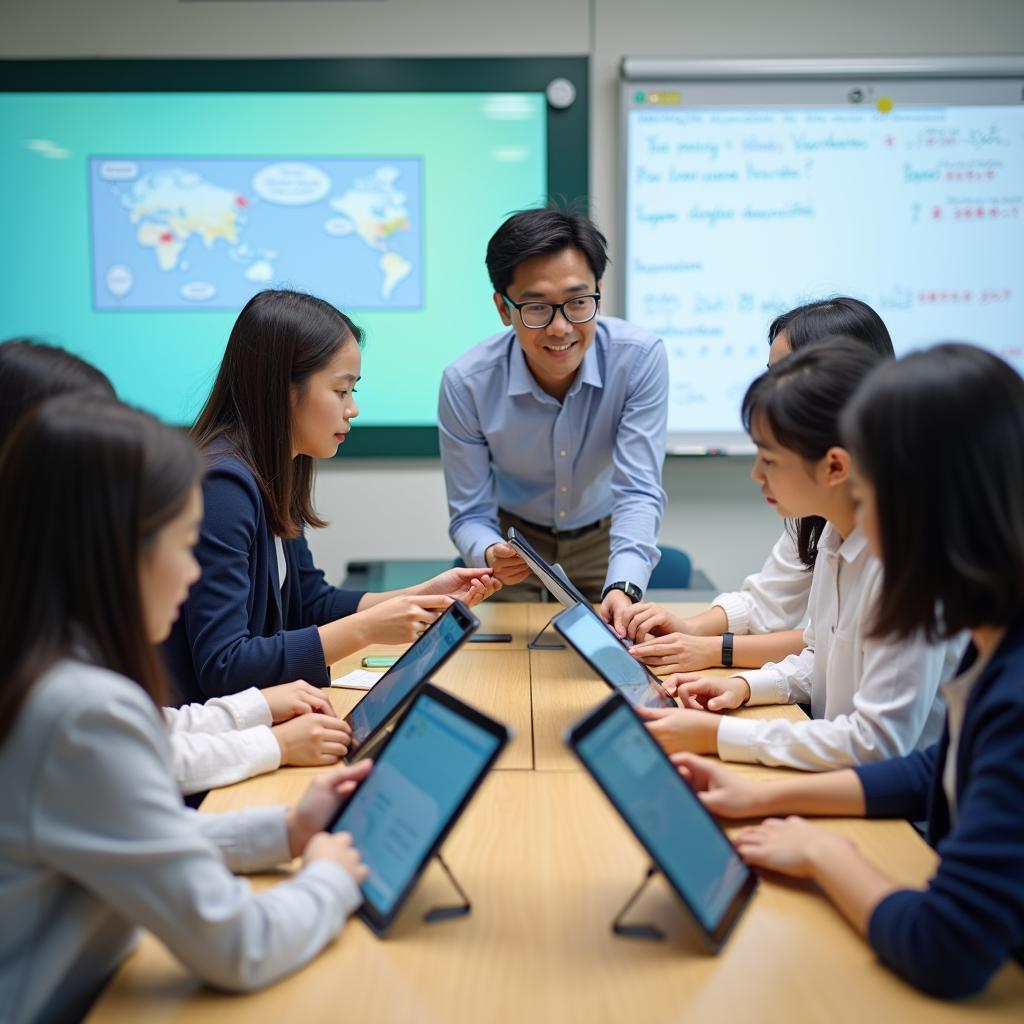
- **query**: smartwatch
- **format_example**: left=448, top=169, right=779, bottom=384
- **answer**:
left=721, top=631, right=735, bottom=668
left=602, top=581, right=643, bottom=604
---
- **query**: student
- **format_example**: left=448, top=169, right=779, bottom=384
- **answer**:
left=670, top=344, right=1024, bottom=998
left=164, top=289, right=499, bottom=704
left=0, top=338, right=353, bottom=791
left=0, top=395, right=372, bottom=1024
left=438, top=207, right=668, bottom=628
left=620, top=297, right=896, bottom=670
left=638, top=338, right=958, bottom=770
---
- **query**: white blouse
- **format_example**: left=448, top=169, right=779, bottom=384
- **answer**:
left=718, top=525, right=964, bottom=771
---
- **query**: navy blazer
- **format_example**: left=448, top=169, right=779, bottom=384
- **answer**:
left=854, top=619, right=1024, bottom=999
left=163, top=448, right=365, bottom=703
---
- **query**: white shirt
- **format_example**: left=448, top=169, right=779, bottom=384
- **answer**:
left=163, top=688, right=281, bottom=795
left=275, top=534, right=287, bottom=589
left=718, top=525, right=964, bottom=770
left=0, top=660, right=361, bottom=1024
left=940, top=652, right=989, bottom=824
left=713, top=528, right=811, bottom=635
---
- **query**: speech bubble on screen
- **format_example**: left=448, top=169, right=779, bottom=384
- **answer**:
left=252, top=162, right=331, bottom=206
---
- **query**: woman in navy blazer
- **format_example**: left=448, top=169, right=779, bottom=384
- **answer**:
left=666, top=344, right=1024, bottom=999
left=164, top=290, right=499, bottom=705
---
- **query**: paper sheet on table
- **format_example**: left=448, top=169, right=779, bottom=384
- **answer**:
left=330, top=669, right=384, bottom=691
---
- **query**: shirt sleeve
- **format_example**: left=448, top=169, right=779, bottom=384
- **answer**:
left=291, top=530, right=365, bottom=626
left=713, top=529, right=812, bottom=635
left=180, top=468, right=330, bottom=697
left=438, top=367, right=504, bottom=567
left=865, top=692, right=1024, bottom=998
left=718, top=624, right=948, bottom=771
left=169, top=727, right=282, bottom=796
left=606, top=340, right=668, bottom=591
left=31, top=689, right=363, bottom=993
left=854, top=745, right=939, bottom=822
left=162, top=687, right=272, bottom=735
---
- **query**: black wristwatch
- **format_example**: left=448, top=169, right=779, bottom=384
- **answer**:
left=602, top=581, right=643, bottom=604
left=721, top=631, right=735, bottom=668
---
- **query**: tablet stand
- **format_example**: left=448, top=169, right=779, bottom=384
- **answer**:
left=528, top=612, right=566, bottom=651
left=612, top=865, right=666, bottom=941
left=423, top=852, right=472, bottom=923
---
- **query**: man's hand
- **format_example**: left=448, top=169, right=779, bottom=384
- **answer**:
left=599, top=588, right=635, bottom=636
left=485, top=542, right=531, bottom=585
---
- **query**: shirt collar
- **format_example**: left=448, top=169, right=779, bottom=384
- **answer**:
left=505, top=323, right=605, bottom=400
left=818, top=522, right=868, bottom=564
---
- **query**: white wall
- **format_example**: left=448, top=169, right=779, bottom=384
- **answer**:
left=5, top=0, right=1023, bottom=589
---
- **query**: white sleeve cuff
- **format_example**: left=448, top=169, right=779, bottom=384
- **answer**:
left=195, top=805, right=293, bottom=874
left=716, top=716, right=764, bottom=764
left=222, top=688, right=273, bottom=730
left=735, top=668, right=787, bottom=706
left=243, top=725, right=283, bottom=775
left=712, top=592, right=752, bottom=635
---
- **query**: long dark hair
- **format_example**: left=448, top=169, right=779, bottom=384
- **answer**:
left=768, top=296, right=895, bottom=357
left=192, top=290, right=363, bottom=539
left=842, top=344, right=1024, bottom=640
left=0, top=338, right=115, bottom=441
left=0, top=395, right=201, bottom=743
left=742, top=339, right=884, bottom=567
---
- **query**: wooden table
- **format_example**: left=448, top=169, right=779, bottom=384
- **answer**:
left=88, top=604, right=1024, bottom=1022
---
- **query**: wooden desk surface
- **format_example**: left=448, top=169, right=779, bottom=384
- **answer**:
left=88, top=603, right=1024, bottom=1022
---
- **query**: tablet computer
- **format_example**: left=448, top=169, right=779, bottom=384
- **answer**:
left=344, top=599, right=479, bottom=761
left=566, top=692, right=757, bottom=952
left=330, top=683, right=509, bottom=936
left=507, top=526, right=588, bottom=607
left=553, top=601, right=676, bottom=709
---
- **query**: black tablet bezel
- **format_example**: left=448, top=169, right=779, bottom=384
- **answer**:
left=566, top=692, right=757, bottom=952
left=331, top=682, right=509, bottom=936
left=506, top=526, right=588, bottom=607
left=552, top=602, right=677, bottom=709
left=343, top=599, right=479, bottom=755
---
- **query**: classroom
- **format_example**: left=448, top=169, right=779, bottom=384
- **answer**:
left=1, top=2, right=1023, bottom=1021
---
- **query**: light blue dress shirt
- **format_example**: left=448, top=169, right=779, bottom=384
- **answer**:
left=438, top=316, right=668, bottom=592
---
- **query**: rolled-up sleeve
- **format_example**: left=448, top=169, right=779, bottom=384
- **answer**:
left=607, top=340, right=668, bottom=591
left=438, top=367, right=503, bottom=567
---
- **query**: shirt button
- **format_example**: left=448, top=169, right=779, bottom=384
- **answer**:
left=559, top=450, right=568, bottom=457
left=560, top=486, right=568, bottom=493
left=559, top=511, right=566, bottom=518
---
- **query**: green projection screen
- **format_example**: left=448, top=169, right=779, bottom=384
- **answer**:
left=0, top=58, right=588, bottom=455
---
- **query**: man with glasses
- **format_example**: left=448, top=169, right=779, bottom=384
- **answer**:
left=438, top=207, right=668, bottom=632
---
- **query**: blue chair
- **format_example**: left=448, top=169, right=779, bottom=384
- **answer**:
left=647, top=545, right=692, bottom=589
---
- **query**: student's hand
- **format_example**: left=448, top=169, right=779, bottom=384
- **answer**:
left=666, top=673, right=751, bottom=711
left=417, top=567, right=502, bottom=606
left=635, top=705, right=720, bottom=755
left=273, top=714, right=353, bottom=766
left=618, top=601, right=679, bottom=640
left=261, top=680, right=337, bottom=723
left=287, top=758, right=374, bottom=857
left=484, top=543, right=531, bottom=585
left=670, top=752, right=770, bottom=818
left=629, top=633, right=722, bottom=674
left=303, top=831, right=369, bottom=884
left=733, top=817, right=853, bottom=879
left=357, top=594, right=453, bottom=644
left=599, top=589, right=636, bottom=636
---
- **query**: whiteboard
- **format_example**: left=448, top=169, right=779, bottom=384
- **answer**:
left=620, top=58, right=1024, bottom=453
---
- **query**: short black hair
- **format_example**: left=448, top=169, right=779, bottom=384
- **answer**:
left=769, top=297, right=894, bottom=357
left=842, top=343, right=1024, bottom=641
left=742, top=338, right=885, bottom=568
left=485, top=207, right=608, bottom=295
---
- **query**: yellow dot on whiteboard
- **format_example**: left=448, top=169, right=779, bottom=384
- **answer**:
left=876, top=96, right=894, bottom=114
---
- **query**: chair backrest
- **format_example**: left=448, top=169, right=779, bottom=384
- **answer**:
left=648, top=545, right=692, bottom=589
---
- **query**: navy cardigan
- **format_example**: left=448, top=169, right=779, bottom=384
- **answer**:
left=163, top=448, right=365, bottom=704
left=854, top=620, right=1024, bottom=999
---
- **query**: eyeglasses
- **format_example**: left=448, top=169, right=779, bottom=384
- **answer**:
left=502, top=291, right=601, bottom=329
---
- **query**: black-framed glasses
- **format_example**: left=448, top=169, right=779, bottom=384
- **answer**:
left=502, top=291, right=601, bottom=329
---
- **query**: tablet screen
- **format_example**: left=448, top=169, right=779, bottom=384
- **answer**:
left=574, top=700, right=751, bottom=935
left=347, top=603, right=475, bottom=746
left=333, top=690, right=503, bottom=919
left=554, top=602, right=676, bottom=709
